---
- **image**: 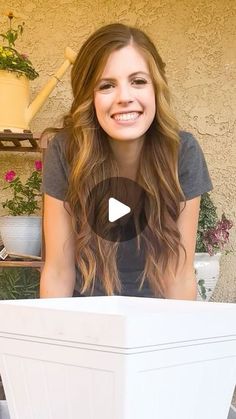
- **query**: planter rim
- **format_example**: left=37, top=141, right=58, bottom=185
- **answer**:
left=0, top=68, right=28, bottom=79
left=195, top=252, right=221, bottom=256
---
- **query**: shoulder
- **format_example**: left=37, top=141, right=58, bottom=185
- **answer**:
left=178, top=130, right=213, bottom=200
left=178, top=130, right=206, bottom=168
left=42, top=129, right=71, bottom=201
left=45, top=129, right=71, bottom=173
left=47, top=129, right=70, bottom=154
left=179, top=130, right=200, bottom=155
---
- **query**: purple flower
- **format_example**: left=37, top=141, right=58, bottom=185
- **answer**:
left=203, top=214, right=233, bottom=255
left=219, top=214, right=233, bottom=230
left=205, top=243, right=214, bottom=256
left=4, top=170, right=16, bottom=182
left=34, top=160, right=42, bottom=171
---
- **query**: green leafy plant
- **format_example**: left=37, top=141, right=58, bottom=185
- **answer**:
left=196, top=192, right=233, bottom=255
left=197, top=278, right=212, bottom=301
left=2, top=160, right=42, bottom=216
left=0, top=11, right=39, bottom=80
left=0, top=267, right=40, bottom=299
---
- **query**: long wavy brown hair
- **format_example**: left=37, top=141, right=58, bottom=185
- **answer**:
left=47, top=23, right=185, bottom=297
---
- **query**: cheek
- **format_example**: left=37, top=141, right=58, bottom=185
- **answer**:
left=94, top=96, right=112, bottom=133
left=147, top=90, right=156, bottom=119
left=93, top=94, right=101, bottom=118
left=94, top=95, right=110, bottom=123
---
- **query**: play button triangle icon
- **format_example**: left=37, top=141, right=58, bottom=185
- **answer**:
left=108, top=197, right=131, bottom=222
left=86, top=177, right=150, bottom=242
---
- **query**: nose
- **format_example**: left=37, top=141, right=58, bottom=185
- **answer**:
left=116, top=82, right=134, bottom=105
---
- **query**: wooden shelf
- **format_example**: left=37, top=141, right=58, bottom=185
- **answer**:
left=0, top=131, right=40, bottom=152
left=0, top=259, right=44, bottom=268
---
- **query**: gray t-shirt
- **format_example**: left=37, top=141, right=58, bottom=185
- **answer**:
left=42, top=130, right=213, bottom=297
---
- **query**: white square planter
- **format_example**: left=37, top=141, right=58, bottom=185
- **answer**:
left=0, top=401, right=10, bottom=419
left=0, top=297, right=236, bottom=419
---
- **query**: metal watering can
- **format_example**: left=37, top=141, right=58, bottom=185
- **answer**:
left=0, top=47, right=77, bottom=133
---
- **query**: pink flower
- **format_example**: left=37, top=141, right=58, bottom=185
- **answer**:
left=4, top=170, right=16, bottom=182
left=21, top=53, right=29, bottom=60
left=35, top=160, right=42, bottom=171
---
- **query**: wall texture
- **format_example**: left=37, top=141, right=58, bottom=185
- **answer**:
left=0, top=0, right=235, bottom=301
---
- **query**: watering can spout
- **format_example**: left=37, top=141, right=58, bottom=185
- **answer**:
left=25, top=47, right=77, bottom=125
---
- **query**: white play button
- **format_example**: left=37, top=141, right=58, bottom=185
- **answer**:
left=86, top=177, right=150, bottom=241
left=108, top=197, right=131, bottom=222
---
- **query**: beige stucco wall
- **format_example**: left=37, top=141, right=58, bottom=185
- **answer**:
left=0, top=0, right=235, bottom=302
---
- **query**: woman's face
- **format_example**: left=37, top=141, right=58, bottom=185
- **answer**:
left=94, top=45, right=156, bottom=143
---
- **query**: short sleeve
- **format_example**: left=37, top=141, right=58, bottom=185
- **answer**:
left=178, top=131, right=213, bottom=200
left=41, top=132, right=69, bottom=201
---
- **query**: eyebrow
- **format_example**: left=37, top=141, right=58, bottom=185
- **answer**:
left=98, top=71, right=151, bottom=82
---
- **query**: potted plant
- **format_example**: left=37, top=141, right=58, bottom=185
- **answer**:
left=0, top=11, right=77, bottom=133
left=0, top=160, right=42, bottom=257
left=0, top=11, right=39, bottom=80
left=0, top=11, right=38, bottom=132
left=195, top=192, right=233, bottom=301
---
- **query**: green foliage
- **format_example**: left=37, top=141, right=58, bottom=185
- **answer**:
left=0, top=268, right=40, bottom=300
left=0, top=22, right=24, bottom=47
left=0, top=13, right=38, bottom=80
left=0, top=46, right=39, bottom=80
left=2, top=164, right=42, bottom=216
left=196, top=192, right=233, bottom=254
left=197, top=279, right=211, bottom=301
left=196, top=193, right=218, bottom=253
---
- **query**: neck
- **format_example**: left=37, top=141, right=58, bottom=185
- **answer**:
left=108, top=137, right=144, bottom=181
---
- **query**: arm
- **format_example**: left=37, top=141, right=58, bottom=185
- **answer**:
left=40, top=194, right=76, bottom=298
left=164, top=196, right=201, bottom=300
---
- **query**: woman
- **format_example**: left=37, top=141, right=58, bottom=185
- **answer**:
left=40, top=23, right=212, bottom=299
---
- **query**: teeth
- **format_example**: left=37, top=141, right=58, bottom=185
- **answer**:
left=113, top=112, right=140, bottom=121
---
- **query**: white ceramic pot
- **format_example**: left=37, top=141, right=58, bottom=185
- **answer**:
left=194, top=252, right=221, bottom=301
left=0, top=216, right=41, bottom=257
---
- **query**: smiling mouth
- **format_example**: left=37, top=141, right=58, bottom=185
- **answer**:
left=112, top=112, right=142, bottom=121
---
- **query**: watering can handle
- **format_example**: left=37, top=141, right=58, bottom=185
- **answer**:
left=64, top=47, right=77, bottom=64
left=53, top=47, right=77, bottom=81
left=25, top=47, right=78, bottom=124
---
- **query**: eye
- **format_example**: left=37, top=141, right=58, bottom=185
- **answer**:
left=131, top=78, right=148, bottom=86
left=98, top=82, right=114, bottom=91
